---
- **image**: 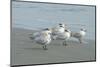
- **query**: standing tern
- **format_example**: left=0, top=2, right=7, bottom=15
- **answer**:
left=71, top=28, right=87, bottom=44
left=29, top=28, right=52, bottom=50
left=53, top=29, right=71, bottom=46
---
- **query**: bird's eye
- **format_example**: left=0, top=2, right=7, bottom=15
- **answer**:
left=65, top=30, right=68, bottom=32
left=59, top=24, right=62, bottom=25
left=44, top=28, right=49, bottom=30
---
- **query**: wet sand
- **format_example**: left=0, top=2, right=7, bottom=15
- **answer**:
left=11, top=28, right=96, bottom=66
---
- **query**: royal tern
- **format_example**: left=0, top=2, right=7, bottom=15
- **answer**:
left=53, top=29, right=71, bottom=46
left=71, top=28, right=87, bottom=43
left=29, top=28, right=52, bottom=50
left=51, top=23, right=67, bottom=40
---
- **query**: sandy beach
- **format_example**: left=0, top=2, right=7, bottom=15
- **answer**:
left=11, top=28, right=96, bottom=66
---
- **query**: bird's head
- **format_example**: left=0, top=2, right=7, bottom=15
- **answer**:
left=59, top=23, right=66, bottom=28
left=65, top=29, right=71, bottom=33
left=44, top=28, right=52, bottom=35
left=80, top=28, right=87, bottom=32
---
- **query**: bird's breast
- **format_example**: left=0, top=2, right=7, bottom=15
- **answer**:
left=80, top=31, right=86, bottom=36
left=58, top=28, right=65, bottom=33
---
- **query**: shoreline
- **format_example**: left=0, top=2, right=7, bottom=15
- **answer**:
left=12, top=27, right=95, bottom=41
left=11, top=27, right=96, bottom=66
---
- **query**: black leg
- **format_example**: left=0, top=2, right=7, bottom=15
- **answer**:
left=78, top=38, right=83, bottom=44
left=43, top=45, right=48, bottom=50
left=29, top=37, right=34, bottom=40
left=63, top=41, right=68, bottom=46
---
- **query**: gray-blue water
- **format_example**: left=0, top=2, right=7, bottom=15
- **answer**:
left=12, top=1, right=96, bottom=40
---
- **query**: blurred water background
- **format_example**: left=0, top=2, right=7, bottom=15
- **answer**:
left=12, top=1, right=96, bottom=40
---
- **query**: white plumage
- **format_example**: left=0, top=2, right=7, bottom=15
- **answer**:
left=56, top=29, right=70, bottom=39
left=29, top=28, right=52, bottom=50
left=52, top=29, right=71, bottom=46
left=28, top=23, right=87, bottom=50
left=49, top=23, right=71, bottom=46
left=51, top=23, right=67, bottom=40
left=71, top=28, right=86, bottom=43
left=51, top=23, right=66, bottom=34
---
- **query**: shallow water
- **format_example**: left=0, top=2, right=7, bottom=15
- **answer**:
left=12, top=1, right=96, bottom=40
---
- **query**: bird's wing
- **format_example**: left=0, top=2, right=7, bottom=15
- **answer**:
left=71, top=32, right=81, bottom=38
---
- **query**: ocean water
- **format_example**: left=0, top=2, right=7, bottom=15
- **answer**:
left=12, top=1, right=96, bottom=40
